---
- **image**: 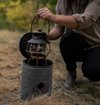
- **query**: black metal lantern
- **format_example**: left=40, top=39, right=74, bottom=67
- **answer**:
left=19, top=16, right=51, bottom=66
left=26, top=29, right=51, bottom=66
left=19, top=16, right=53, bottom=100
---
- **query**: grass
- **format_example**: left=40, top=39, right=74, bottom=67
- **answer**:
left=0, top=30, right=100, bottom=105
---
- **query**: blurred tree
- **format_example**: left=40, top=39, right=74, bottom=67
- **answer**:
left=6, top=0, right=34, bottom=30
left=37, top=0, right=57, bottom=11
left=0, top=0, right=57, bottom=30
left=20, top=0, right=27, bottom=3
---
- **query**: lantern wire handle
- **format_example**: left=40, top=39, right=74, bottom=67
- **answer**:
left=31, top=15, right=38, bottom=33
left=47, top=20, right=50, bottom=35
left=30, top=14, right=50, bottom=35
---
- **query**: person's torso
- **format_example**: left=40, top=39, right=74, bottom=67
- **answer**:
left=58, top=0, right=100, bottom=46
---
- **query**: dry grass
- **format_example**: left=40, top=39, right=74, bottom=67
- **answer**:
left=0, top=30, right=100, bottom=105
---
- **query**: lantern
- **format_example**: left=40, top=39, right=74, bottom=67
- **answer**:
left=26, top=29, right=51, bottom=66
left=19, top=16, right=53, bottom=100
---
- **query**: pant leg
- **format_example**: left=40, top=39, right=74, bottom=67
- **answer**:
left=82, top=46, right=100, bottom=81
left=60, top=30, right=89, bottom=72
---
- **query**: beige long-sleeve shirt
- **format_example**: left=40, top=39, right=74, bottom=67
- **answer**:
left=55, top=0, right=100, bottom=46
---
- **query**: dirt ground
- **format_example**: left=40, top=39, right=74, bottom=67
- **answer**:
left=0, top=30, right=100, bottom=105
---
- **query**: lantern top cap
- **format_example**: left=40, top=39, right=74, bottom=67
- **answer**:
left=27, top=29, right=50, bottom=44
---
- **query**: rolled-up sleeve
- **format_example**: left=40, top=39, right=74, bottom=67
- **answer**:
left=73, top=0, right=100, bottom=29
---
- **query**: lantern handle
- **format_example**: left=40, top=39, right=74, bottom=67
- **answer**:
left=31, top=15, right=50, bottom=35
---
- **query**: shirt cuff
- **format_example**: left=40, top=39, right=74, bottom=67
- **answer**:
left=73, top=13, right=97, bottom=30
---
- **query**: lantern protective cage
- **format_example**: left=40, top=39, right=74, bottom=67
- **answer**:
left=26, top=42, right=51, bottom=59
left=26, top=41, right=51, bottom=66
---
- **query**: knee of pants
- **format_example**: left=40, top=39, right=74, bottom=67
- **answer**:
left=82, top=63, right=100, bottom=81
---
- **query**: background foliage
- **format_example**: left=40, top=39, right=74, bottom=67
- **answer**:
left=0, top=0, right=57, bottom=31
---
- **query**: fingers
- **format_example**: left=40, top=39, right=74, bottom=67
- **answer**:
left=37, top=7, right=50, bottom=19
left=38, top=7, right=49, bottom=13
left=39, top=13, right=47, bottom=19
left=37, top=7, right=56, bottom=22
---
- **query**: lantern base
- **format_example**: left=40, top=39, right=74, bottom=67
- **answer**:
left=20, top=59, right=53, bottom=100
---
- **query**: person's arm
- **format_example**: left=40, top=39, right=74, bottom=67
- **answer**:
left=37, top=0, right=100, bottom=30
left=46, top=0, right=65, bottom=40
left=53, top=15, right=78, bottom=29
left=48, top=26, right=64, bottom=40
left=37, top=7, right=78, bottom=29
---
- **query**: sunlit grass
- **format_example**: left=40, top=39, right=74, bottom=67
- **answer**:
left=0, top=30, right=21, bottom=43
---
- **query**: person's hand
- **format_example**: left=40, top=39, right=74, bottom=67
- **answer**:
left=37, top=7, right=56, bottom=22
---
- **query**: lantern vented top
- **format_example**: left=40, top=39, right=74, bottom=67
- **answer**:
left=27, top=30, right=50, bottom=44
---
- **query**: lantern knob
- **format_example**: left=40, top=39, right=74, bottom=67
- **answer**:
left=38, top=29, right=42, bottom=32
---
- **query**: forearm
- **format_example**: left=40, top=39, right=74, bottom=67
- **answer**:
left=48, top=27, right=63, bottom=40
left=53, top=15, right=78, bottom=29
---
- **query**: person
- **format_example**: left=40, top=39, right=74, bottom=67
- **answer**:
left=37, top=0, right=100, bottom=88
